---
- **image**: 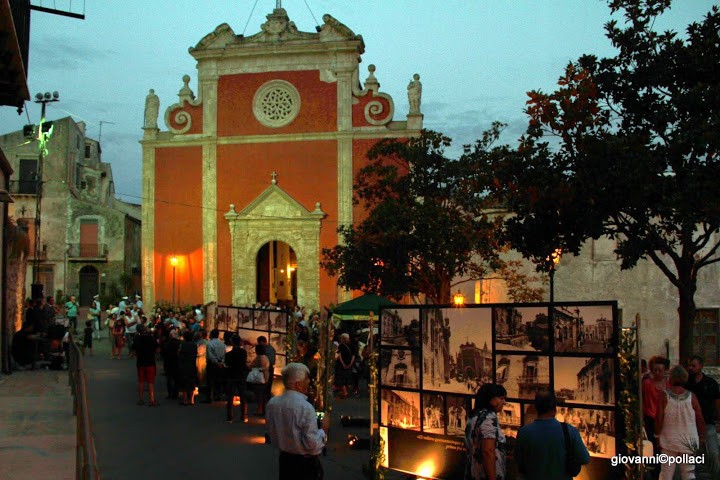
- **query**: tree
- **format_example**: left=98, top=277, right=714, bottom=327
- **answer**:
left=486, top=0, right=720, bottom=360
left=322, top=129, right=512, bottom=304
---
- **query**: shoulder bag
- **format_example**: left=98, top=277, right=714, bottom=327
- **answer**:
left=562, top=422, right=582, bottom=476
left=247, top=367, right=264, bottom=384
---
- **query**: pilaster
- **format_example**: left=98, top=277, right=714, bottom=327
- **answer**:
left=201, top=70, right=219, bottom=304
left=336, top=69, right=354, bottom=303
left=141, top=143, right=156, bottom=306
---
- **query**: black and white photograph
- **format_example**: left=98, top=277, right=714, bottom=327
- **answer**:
left=380, top=348, right=420, bottom=389
left=254, top=310, right=271, bottom=330
left=238, top=308, right=253, bottom=328
left=269, top=332, right=286, bottom=355
left=497, top=401, right=522, bottom=439
left=381, top=309, right=421, bottom=347
left=494, top=306, right=549, bottom=352
left=268, top=310, right=288, bottom=332
left=445, top=395, right=470, bottom=436
left=496, top=354, right=550, bottom=400
left=422, top=393, right=445, bottom=434
left=556, top=407, right=616, bottom=458
left=421, top=308, right=492, bottom=394
left=237, top=328, right=264, bottom=364
left=226, top=308, right=239, bottom=332
left=216, top=307, right=229, bottom=330
left=554, top=356, right=614, bottom=406
left=381, top=389, right=421, bottom=431
left=553, top=305, right=614, bottom=354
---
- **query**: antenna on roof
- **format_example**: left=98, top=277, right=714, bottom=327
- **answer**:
left=99, top=120, right=115, bottom=145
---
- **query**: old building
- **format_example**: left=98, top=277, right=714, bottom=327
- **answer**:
left=0, top=0, right=30, bottom=373
left=455, top=341, right=492, bottom=383
left=576, top=357, right=614, bottom=405
left=140, top=6, right=422, bottom=308
left=0, top=116, right=141, bottom=306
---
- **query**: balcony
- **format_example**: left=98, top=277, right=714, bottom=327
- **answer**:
left=68, top=243, right=108, bottom=261
left=9, top=180, right=37, bottom=195
left=28, top=242, right=47, bottom=261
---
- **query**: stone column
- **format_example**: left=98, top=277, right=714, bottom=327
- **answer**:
left=200, top=65, right=218, bottom=305
left=336, top=68, right=354, bottom=304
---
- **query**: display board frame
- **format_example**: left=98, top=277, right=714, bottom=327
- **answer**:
left=215, top=306, right=290, bottom=377
left=377, top=301, right=620, bottom=480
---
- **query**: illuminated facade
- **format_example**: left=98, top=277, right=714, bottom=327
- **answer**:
left=140, top=7, right=422, bottom=308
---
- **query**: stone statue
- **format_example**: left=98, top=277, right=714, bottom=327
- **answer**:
left=144, top=89, right=160, bottom=129
left=407, top=74, right=422, bottom=115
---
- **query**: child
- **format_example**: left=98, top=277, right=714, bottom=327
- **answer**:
left=83, top=320, right=94, bottom=356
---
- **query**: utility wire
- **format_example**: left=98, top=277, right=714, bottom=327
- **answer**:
left=242, top=0, right=260, bottom=36
left=303, top=0, right=320, bottom=28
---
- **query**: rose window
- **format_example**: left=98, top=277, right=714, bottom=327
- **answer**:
left=253, top=80, right=301, bottom=128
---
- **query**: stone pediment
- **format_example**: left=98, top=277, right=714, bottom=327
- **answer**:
left=233, top=184, right=323, bottom=220
left=190, top=9, right=364, bottom=54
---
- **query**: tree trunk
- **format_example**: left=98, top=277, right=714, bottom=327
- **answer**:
left=677, top=278, right=697, bottom=364
left=438, top=277, right=452, bottom=304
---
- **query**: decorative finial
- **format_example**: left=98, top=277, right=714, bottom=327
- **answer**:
left=363, top=64, right=380, bottom=92
left=229, top=203, right=236, bottom=213
left=178, top=74, right=195, bottom=102
left=271, top=171, right=278, bottom=185
left=276, top=0, right=282, bottom=8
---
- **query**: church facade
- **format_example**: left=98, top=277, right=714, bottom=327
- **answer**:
left=140, top=7, right=422, bottom=309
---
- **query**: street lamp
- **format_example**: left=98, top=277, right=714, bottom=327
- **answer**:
left=546, top=248, right=562, bottom=304
left=453, top=290, right=465, bottom=307
left=30, top=91, right=59, bottom=300
left=170, top=256, right=179, bottom=304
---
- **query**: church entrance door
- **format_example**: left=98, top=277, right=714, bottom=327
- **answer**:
left=256, top=241, right=297, bottom=307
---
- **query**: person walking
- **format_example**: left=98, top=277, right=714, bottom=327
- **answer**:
left=266, top=362, right=330, bottom=480
left=686, top=355, right=720, bottom=469
left=224, top=334, right=249, bottom=423
left=134, top=324, right=159, bottom=406
left=515, top=390, right=590, bottom=479
left=65, top=295, right=79, bottom=334
left=464, top=383, right=509, bottom=480
left=656, top=365, right=706, bottom=480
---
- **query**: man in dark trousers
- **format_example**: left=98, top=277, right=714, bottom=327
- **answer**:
left=258, top=335, right=276, bottom=399
left=687, top=355, right=720, bottom=468
left=134, top=325, right=158, bottom=406
left=515, top=390, right=590, bottom=480
left=162, top=329, right=182, bottom=400
left=266, top=363, right=330, bottom=480
left=224, top=334, right=249, bottom=423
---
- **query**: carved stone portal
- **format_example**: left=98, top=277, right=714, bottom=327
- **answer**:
left=225, top=182, right=325, bottom=309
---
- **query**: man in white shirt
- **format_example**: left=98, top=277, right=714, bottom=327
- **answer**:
left=204, top=328, right=226, bottom=402
left=135, top=295, right=143, bottom=311
left=118, top=296, right=128, bottom=311
left=124, top=312, right=138, bottom=357
left=266, top=362, right=330, bottom=480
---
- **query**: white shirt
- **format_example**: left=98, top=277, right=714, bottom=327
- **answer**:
left=136, top=300, right=143, bottom=310
left=266, top=390, right=326, bottom=456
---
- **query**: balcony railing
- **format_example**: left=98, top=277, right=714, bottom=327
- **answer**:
left=29, top=242, right=47, bottom=260
left=68, top=243, right=108, bottom=259
left=9, top=179, right=37, bottom=195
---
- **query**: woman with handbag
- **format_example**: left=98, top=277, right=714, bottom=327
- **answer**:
left=249, top=343, right=271, bottom=416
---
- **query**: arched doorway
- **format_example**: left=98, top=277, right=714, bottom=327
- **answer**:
left=79, top=265, right=99, bottom=306
left=256, top=240, right=297, bottom=307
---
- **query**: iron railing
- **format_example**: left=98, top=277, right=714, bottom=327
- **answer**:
left=67, top=336, right=100, bottom=480
left=67, top=243, right=108, bottom=258
left=8, top=179, right=37, bottom=195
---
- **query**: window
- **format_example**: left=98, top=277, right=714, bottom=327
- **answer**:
left=35, top=265, right=54, bottom=297
left=694, top=309, right=719, bottom=365
left=79, top=219, right=99, bottom=256
left=85, top=144, right=91, bottom=158
left=18, top=158, right=37, bottom=194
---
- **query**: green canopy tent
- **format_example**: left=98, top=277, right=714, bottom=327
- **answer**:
left=332, top=293, right=399, bottom=321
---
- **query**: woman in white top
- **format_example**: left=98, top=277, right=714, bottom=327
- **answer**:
left=656, top=365, right=705, bottom=480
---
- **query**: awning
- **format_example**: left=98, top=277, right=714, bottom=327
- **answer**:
left=332, top=293, right=399, bottom=321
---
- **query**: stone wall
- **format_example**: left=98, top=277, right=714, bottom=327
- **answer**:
left=5, top=218, right=29, bottom=333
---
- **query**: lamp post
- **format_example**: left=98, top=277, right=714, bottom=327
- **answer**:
left=170, top=256, right=178, bottom=304
left=31, top=91, right=59, bottom=299
left=453, top=290, right=465, bottom=307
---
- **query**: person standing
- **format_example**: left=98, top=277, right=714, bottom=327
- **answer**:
left=162, top=329, right=182, bottom=400
left=178, top=331, right=198, bottom=406
left=464, top=383, right=509, bottom=480
left=258, top=335, right=276, bottom=399
left=266, top=362, right=330, bottom=480
left=686, top=355, right=720, bottom=469
left=225, top=334, right=249, bottom=423
left=656, top=365, right=705, bottom=480
left=334, top=333, right=355, bottom=399
left=251, top=343, right=271, bottom=416
left=515, top=390, right=590, bottom=480
left=83, top=320, right=94, bottom=356
left=134, top=325, right=158, bottom=406
left=643, top=356, right=670, bottom=456
left=89, top=295, right=101, bottom=340
left=205, top=329, right=226, bottom=402
left=65, top=295, right=79, bottom=334
left=124, top=312, right=138, bottom=357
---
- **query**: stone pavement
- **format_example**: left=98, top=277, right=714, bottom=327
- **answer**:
left=84, top=336, right=406, bottom=480
left=0, top=369, right=76, bottom=480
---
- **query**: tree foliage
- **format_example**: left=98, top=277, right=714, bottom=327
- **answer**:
left=322, top=129, right=513, bottom=304
left=485, top=0, right=720, bottom=359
